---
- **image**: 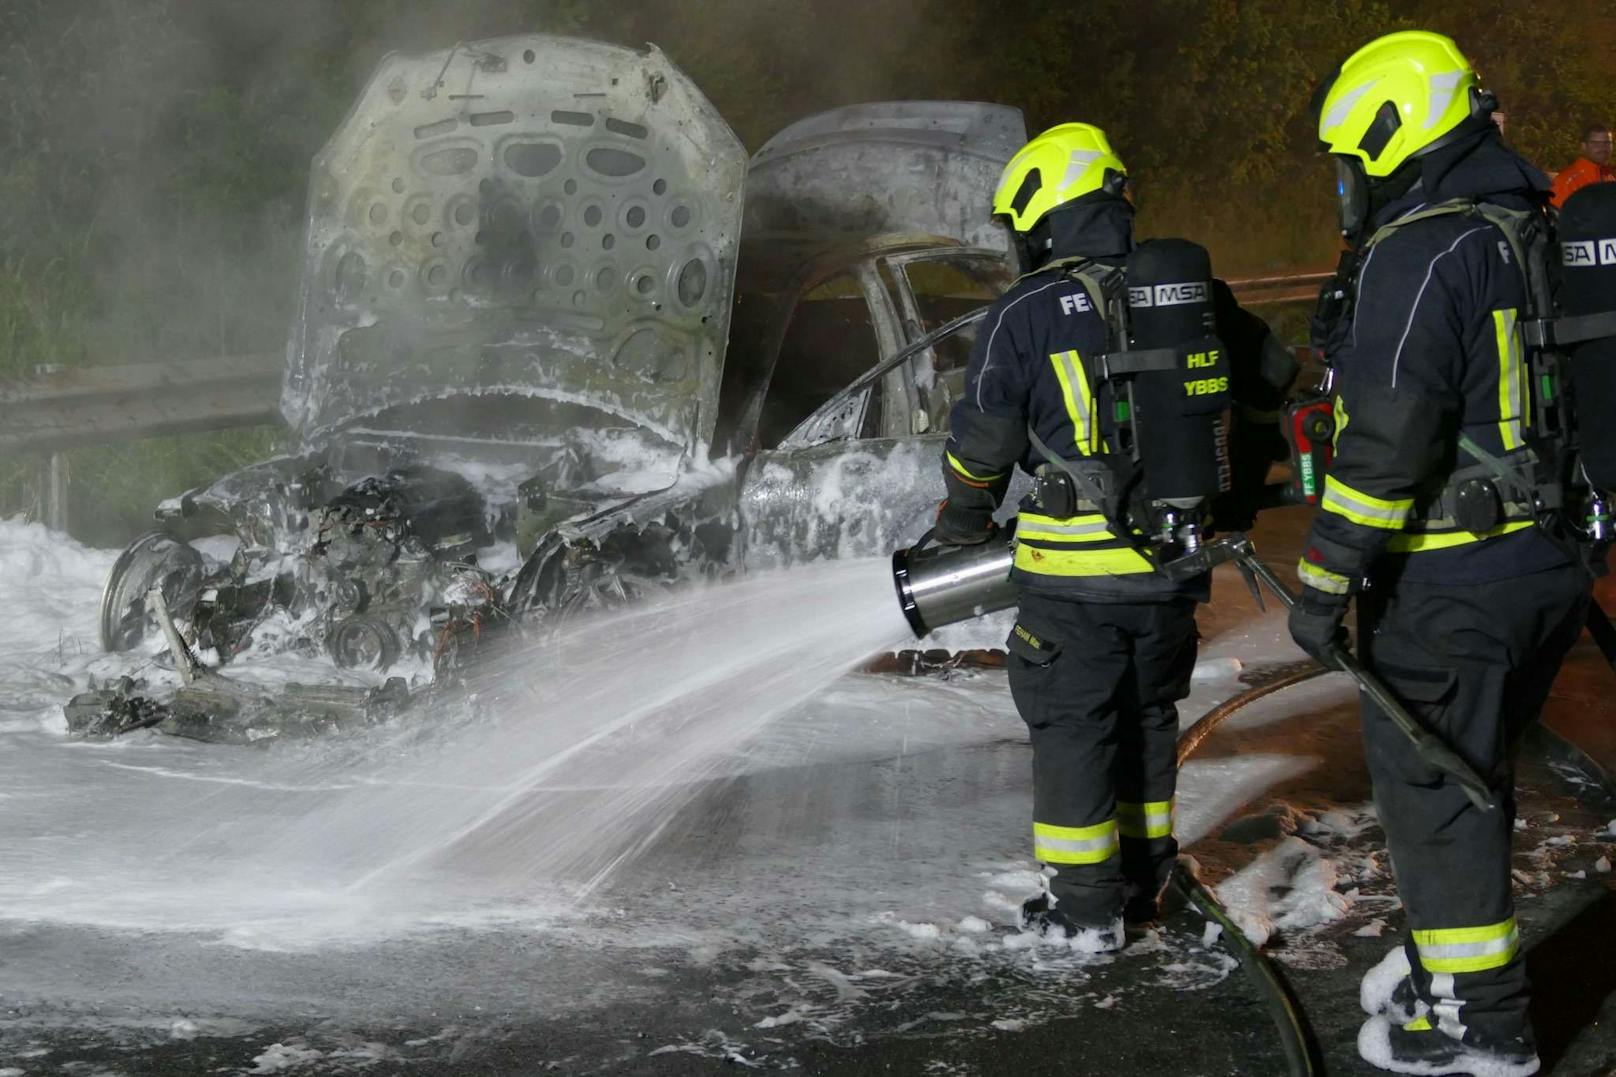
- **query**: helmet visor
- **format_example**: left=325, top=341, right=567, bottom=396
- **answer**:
left=1335, top=157, right=1371, bottom=241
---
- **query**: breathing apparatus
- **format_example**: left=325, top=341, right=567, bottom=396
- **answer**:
left=1547, top=182, right=1616, bottom=555
left=892, top=237, right=1233, bottom=637
left=1113, top=238, right=1233, bottom=554
left=1298, top=30, right=1616, bottom=541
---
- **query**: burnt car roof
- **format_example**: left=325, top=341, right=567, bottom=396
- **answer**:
left=744, top=101, right=1023, bottom=253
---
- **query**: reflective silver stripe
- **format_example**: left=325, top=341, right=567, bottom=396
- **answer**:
left=1116, top=801, right=1173, bottom=838
left=1297, top=560, right=1352, bottom=595
left=1021, top=519, right=1110, bottom=537
left=976, top=279, right=1070, bottom=410
left=1413, top=922, right=1519, bottom=973
left=1032, top=819, right=1119, bottom=865
left=1053, top=349, right=1092, bottom=445
left=1036, top=833, right=1117, bottom=856
left=1390, top=226, right=1491, bottom=387
left=1320, top=479, right=1413, bottom=528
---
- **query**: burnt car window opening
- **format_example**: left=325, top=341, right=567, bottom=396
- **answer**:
left=757, top=271, right=882, bottom=448
left=900, top=256, right=1010, bottom=433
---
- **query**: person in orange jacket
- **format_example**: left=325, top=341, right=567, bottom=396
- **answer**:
left=1550, top=123, right=1613, bottom=208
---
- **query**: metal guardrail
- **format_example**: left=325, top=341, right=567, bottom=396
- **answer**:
left=1227, top=269, right=1332, bottom=307
left=0, top=271, right=1330, bottom=456
left=0, top=269, right=1329, bottom=529
left=0, top=353, right=283, bottom=456
left=1, top=353, right=283, bottom=531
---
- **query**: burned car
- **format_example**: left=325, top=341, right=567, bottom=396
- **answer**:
left=72, top=34, right=1024, bottom=740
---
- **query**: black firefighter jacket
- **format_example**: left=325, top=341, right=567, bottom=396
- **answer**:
left=942, top=259, right=1291, bottom=603
left=1297, top=131, right=1572, bottom=599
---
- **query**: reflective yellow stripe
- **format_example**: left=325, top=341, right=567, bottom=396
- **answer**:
left=1405, top=1015, right=1434, bottom=1032
left=1014, top=543, right=1154, bottom=576
left=1494, top=308, right=1527, bottom=451
left=1297, top=559, right=1352, bottom=595
left=1333, top=396, right=1348, bottom=448
left=1049, top=349, right=1102, bottom=455
left=1413, top=918, right=1519, bottom=974
left=1016, top=511, right=1115, bottom=543
left=1386, top=519, right=1533, bottom=553
left=1116, top=799, right=1173, bottom=840
left=1320, top=476, right=1414, bottom=529
left=1033, top=818, right=1119, bottom=865
left=946, top=451, right=1003, bottom=484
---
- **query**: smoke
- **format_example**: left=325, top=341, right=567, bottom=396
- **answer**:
left=4, top=0, right=1610, bottom=544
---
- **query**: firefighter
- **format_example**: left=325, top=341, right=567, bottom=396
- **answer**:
left=1292, top=30, right=1590, bottom=1076
left=934, top=123, right=1295, bottom=949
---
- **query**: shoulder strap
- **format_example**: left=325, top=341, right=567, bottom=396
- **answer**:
left=1363, top=197, right=1479, bottom=250
left=1012, top=256, right=1128, bottom=350
left=1469, top=202, right=1552, bottom=318
left=1009, top=254, right=1091, bottom=287
left=1367, top=197, right=1553, bottom=318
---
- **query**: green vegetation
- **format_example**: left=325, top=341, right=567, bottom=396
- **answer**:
left=1, top=0, right=1612, bottom=545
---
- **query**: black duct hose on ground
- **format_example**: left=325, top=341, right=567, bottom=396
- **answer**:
left=1583, top=601, right=1616, bottom=681
left=1171, top=664, right=1327, bottom=1077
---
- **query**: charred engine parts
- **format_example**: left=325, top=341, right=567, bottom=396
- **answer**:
left=307, top=466, right=498, bottom=671
left=98, top=463, right=505, bottom=677
left=62, top=677, right=168, bottom=737
left=64, top=673, right=411, bottom=744
left=325, top=613, right=403, bottom=671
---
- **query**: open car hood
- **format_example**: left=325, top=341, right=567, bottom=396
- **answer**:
left=743, top=101, right=1025, bottom=251
left=282, top=35, right=746, bottom=456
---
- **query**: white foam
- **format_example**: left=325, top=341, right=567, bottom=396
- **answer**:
left=1359, top=945, right=1412, bottom=1017
left=1214, top=835, right=1351, bottom=947
left=1356, top=1015, right=1539, bottom=1077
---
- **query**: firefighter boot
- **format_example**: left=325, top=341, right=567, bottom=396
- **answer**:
left=1019, top=894, right=1124, bottom=953
left=1358, top=1014, right=1539, bottom=1077
left=1359, top=945, right=1425, bottom=1025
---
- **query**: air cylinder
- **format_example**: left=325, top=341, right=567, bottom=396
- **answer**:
left=1125, top=239, right=1231, bottom=504
left=1560, top=183, right=1616, bottom=489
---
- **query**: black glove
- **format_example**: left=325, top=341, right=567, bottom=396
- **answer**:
left=1287, top=590, right=1350, bottom=670
left=933, top=500, right=997, bottom=546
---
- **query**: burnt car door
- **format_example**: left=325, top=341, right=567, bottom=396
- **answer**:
left=737, top=246, right=1023, bottom=569
left=734, top=256, right=915, bottom=567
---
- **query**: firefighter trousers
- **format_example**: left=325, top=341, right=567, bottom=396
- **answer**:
left=1005, top=591, right=1198, bottom=926
left=1358, top=562, right=1589, bottom=1046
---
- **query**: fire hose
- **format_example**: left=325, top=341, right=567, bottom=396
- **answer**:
left=890, top=527, right=1512, bottom=1075
left=1172, top=665, right=1327, bottom=1077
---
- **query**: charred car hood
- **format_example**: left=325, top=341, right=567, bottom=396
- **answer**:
left=282, top=35, right=746, bottom=455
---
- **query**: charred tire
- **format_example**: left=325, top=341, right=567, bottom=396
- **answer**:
left=326, top=613, right=402, bottom=671
left=98, top=532, right=206, bottom=653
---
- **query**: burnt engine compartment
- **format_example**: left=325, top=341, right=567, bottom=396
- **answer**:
left=181, top=462, right=505, bottom=674
left=71, top=446, right=744, bottom=742
left=70, top=462, right=508, bottom=742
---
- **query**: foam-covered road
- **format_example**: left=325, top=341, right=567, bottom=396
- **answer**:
left=3, top=511, right=1616, bottom=1074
